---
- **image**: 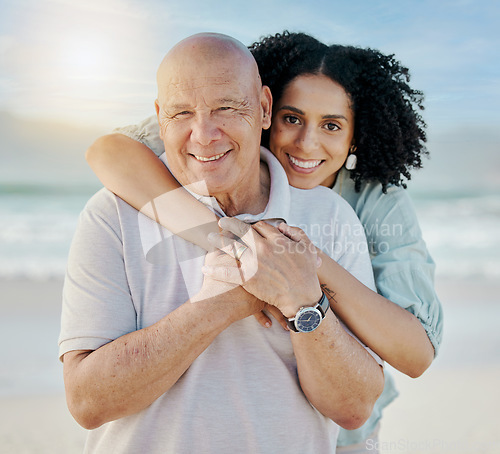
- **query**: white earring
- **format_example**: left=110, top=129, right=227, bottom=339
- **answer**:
left=345, top=153, right=357, bottom=170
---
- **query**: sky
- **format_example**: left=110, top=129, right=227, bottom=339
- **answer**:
left=0, top=0, right=499, bottom=157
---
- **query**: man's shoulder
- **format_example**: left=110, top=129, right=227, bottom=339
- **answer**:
left=287, top=185, right=371, bottom=272
left=83, top=187, right=118, bottom=214
left=289, top=184, right=337, bottom=202
left=81, top=188, right=138, bottom=225
left=289, top=185, right=359, bottom=222
left=73, top=188, right=142, bottom=244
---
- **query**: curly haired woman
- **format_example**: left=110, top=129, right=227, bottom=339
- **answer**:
left=86, top=31, right=443, bottom=453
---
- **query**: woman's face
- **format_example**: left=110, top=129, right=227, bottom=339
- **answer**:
left=269, top=74, right=355, bottom=189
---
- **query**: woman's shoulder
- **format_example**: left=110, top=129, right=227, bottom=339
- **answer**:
left=112, top=115, right=165, bottom=157
left=336, top=169, right=415, bottom=218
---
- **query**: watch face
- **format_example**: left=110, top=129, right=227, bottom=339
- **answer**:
left=295, top=307, right=322, bottom=333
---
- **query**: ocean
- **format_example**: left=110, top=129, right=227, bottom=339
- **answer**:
left=0, top=183, right=97, bottom=280
left=1, top=180, right=500, bottom=401
left=1, top=182, right=499, bottom=281
left=414, top=189, right=500, bottom=280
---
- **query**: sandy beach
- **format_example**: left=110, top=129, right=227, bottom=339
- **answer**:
left=0, top=278, right=87, bottom=453
left=1, top=276, right=499, bottom=453
left=378, top=278, right=500, bottom=454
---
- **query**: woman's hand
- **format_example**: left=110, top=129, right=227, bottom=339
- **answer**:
left=203, top=218, right=323, bottom=318
left=254, top=304, right=289, bottom=330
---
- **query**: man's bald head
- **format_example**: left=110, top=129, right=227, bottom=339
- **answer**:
left=152, top=32, right=272, bottom=209
left=156, top=33, right=261, bottom=102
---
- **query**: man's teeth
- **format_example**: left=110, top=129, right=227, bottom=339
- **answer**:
left=193, top=152, right=227, bottom=162
left=289, top=155, right=322, bottom=169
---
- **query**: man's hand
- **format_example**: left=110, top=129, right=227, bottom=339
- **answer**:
left=191, top=248, right=266, bottom=322
left=203, top=218, right=322, bottom=318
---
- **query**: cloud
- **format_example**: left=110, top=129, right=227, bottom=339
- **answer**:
left=0, top=0, right=498, bottom=131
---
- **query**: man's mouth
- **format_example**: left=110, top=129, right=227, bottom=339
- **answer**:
left=288, top=154, right=323, bottom=169
left=192, top=151, right=229, bottom=162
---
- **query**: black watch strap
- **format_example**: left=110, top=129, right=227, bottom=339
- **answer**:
left=316, top=291, right=329, bottom=317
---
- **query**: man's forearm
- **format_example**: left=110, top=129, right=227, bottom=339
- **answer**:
left=64, top=298, right=234, bottom=430
left=291, top=310, right=384, bottom=430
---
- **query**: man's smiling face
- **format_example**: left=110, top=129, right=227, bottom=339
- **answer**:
left=155, top=35, right=271, bottom=201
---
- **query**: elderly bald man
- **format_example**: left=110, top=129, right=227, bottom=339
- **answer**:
left=59, top=33, right=384, bottom=453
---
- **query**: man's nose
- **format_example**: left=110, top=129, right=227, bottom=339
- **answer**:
left=190, top=114, right=222, bottom=146
left=296, top=125, right=320, bottom=154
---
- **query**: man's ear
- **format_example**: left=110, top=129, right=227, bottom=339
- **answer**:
left=154, top=99, right=163, bottom=139
left=261, top=85, right=272, bottom=130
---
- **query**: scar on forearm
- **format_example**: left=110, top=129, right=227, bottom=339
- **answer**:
left=321, top=284, right=338, bottom=304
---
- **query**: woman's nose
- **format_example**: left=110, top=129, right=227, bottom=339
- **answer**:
left=296, top=126, right=320, bottom=154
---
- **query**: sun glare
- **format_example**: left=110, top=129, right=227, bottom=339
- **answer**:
left=62, top=36, right=111, bottom=81
left=1, top=0, right=157, bottom=127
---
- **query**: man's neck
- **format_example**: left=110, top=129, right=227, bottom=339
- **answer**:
left=215, top=162, right=270, bottom=217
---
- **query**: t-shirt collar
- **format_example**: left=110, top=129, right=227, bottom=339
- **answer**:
left=160, top=147, right=290, bottom=226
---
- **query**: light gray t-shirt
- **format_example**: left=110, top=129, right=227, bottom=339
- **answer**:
left=114, top=116, right=443, bottom=447
left=59, top=148, right=377, bottom=453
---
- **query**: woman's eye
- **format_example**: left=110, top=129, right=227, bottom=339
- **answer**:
left=324, top=122, right=339, bottom=131
left=284, top=115, right=300, bottom=125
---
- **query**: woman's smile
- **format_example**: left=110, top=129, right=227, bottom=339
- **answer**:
left=287, top=154, right=324, bottom=172
left=269, top=74, right=355, bottom=190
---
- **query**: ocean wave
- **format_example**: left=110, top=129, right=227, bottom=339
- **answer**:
left=414, top=193, right=500, bottom=279
left=0, top=191, right=87, bottom=280
left=1, top=191, right=499, bottom=280
left=0, top=182, right=100, bottom=196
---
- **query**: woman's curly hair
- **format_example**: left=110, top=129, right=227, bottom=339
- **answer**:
left=249, top=31, right=427, bottom=192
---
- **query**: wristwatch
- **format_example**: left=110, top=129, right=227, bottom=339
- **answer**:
left=286, top=292, right=329, bottom=333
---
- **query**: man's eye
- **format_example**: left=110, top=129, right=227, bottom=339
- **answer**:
left=174, top=111, right=191, bottom=118
left=218, top=107, right=233, bottom=111
left=284, top=115, right=300, bottom=125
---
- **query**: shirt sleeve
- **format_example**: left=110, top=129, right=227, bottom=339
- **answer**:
left=113, top=115, right=165, bottom=157
left=356, top=184, right=444, bottom=355
left=58, top=190, right=138, bottom=361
